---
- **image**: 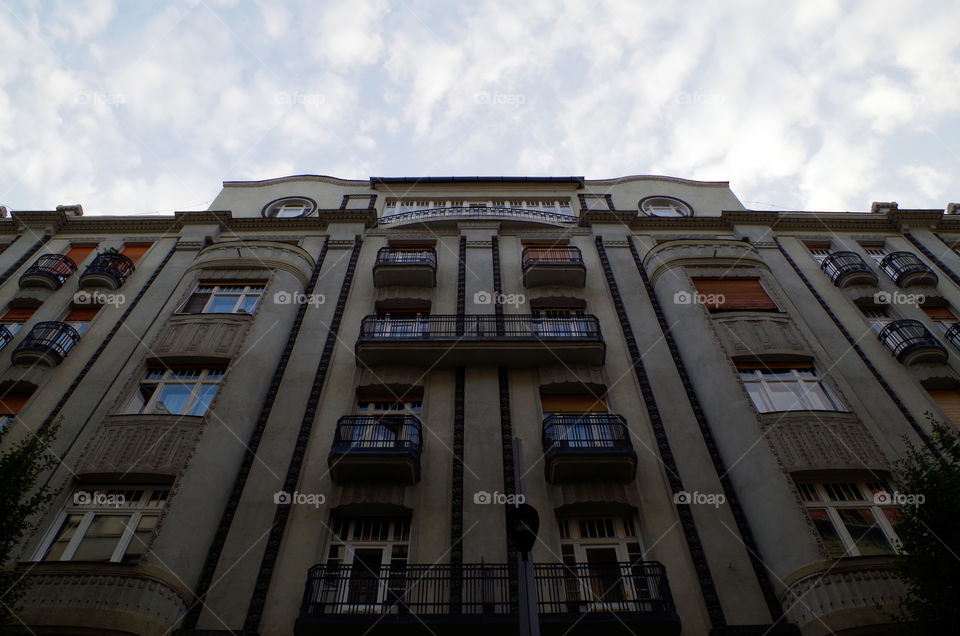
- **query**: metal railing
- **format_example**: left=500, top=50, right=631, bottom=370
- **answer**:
left=945, top=322, right=960, bottom=351
left=0, top=325, right=13, bottom=351
left=878, top=319, right=944, bottom=360
left=542, top=414, right=633, bottom=453
left=380, top=206, right=577, bottom=225
left=820, top=251, right=872, bottom=285
left=535, top=561, right=674, bottom=615
left=19, top=254, right=78, bottom=288
left=81, top=252, right=135, bottom=287
left=522, top=246, right=584, bottom=269
left=299, top=561, right=675, bottom=618
left=879, top=251, right=935, bottom=285
left=13, top=321, right=80, bottom=363
left=358, top=314, right=602, bottom=340
left=331, top=415, right=423, bottom=455
left=374, top=247, right=437, bottom=268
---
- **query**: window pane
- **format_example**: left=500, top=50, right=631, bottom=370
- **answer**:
left=188, top=384, right=219, bottom=416
left=206, top=295, right=238, bottom=313
left=151, top=384, right=194, bottom=415
left=744, top=383, right=771, bottom=412
left=122, top=515, right=157, bottom=563
left=71, top=515, right=130, bottom=561
left=122, top=383, right=156, bottom=415
left=43, top=514, right=84, bottom=561
left=808, top=509, right=847, bottom=557
left=238, top=295, right=260, bottom=314
left=798, top=383, right=837, bottom=410
left=766, top=382, right=802, bottom=411
left=837, top=508, right=894, bottom=555
left=181, top=292, right=210, bottom=314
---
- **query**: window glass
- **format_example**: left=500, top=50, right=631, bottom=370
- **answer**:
left=71, top=515, right=128, bottom=561
left=836, top=508, right=894, bottom=555
left=153, top=384, right=193, bottom=415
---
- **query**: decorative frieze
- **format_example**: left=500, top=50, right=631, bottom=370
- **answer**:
left=712, top=313, right=810, bottom=357
left=151, top=313, right=251, bottom=361
left=759, top=412, right=890, bottom=472
left=76, top=416, right=202, bottom=476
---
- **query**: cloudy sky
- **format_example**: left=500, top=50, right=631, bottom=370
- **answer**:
left=0, top=0, right=957, bottom=215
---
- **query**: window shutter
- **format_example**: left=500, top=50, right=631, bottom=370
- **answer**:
left=928, top=390, right=960, bottom=429
left=540, top=394, right=607, bottom=413
left=922, top=306, right=956, bottom=320
left=65, top=245, right=95, bottom=265
left=0, top=393, right=31, bottom=415
left=65, top=308, right=100, bottom=321
left=2, top=307, right=37, bottom=321
left=121, top=244, right=151, bottom=264
left=692, top=278, right=778, bottom=310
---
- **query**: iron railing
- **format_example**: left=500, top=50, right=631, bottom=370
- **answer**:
left=358, top=314, right=602, bottom=341
left=878, top=319, right=944, bottom=360
left=374, top=247, right=437, bottom=268
left=81, top=252, right=135, bottom=287
left=945, top=323, right=960, bottom=351
left=380, top=206, right=577, bottom=225
left=542, top=414, right=633, bottom=454
left=0, top=325, right=13, bottom=351
left=879, top=251, right=936, bottom=285
left=331, top=415, right=423, bottom=455
left=820, top=251, right=873, bottom=285
left=299, top=561, right=675, bottom=618
left=19, top=254, right=77, bottom=288
left=522, top=246, right=584, bottom=269
left=13, top=321, right=80, bottom=363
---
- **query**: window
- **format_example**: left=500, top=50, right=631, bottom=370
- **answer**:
left=121, top=367, right=225, bottom=416
left=691, top=278, right=779, bottom=312
left=862, top=245, right=887, bottom=264
left=580, top=194, right=612, bottom=211
left=0, top=307, right=35, bottom=335
left=65, top=244, right=96, bottom=266
left=639, top=196, right=692, bottom=217
left=921, top=305, right=956, bottom=333
left=738, top=364, right=844, bottom=412
left=558, top=516, right=650, bottom=605
left=861, top=307, right=892, bottom=334
left=63, top=307, right=99, bottom=336
left=0, top=393, right=32, bottom=432
left=323, top=516, right=411, bottom=607
left=797, top=480, right=901, bottom=557
left=341, top=195, right=376, bottom=210
left=540, top=393, right=607, bottom=414
left=533, top=308, right=592, bottom=337
left=806, top=244, right=831, bottom=265
left=373, top=308, right=430, bottom=337
left=37, top=487, right=168, bottom=563
left=927, top=389, right=960, bottom=430
left=261, top=196, right=316, bottom=218
left=179, top=283, right=264, bottom=314
left=121, top=244, right=151, bottom=264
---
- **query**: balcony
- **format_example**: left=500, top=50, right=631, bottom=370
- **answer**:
left=11, top=322, right=80, bottom=366
left=0, top=325, right=13, bottom=351
left=542, top=414, right=636, bottom=482
left=820, top=251, right=877, bottom=287
left=522, top=247, right=586, bottom=288
left=373, top=248, right=437, bottom=287
left=18, top=254, right=77, bottom=290
left=945, top=323, right=960, bottom=351
left=878, top=319, right=947, bottom=365
left=355, top=315, right=605, bottom=367
left=879, top=252, right=937, bottom=287
left=295, top=561, right=679, bottom=636
left=328, top=415, right=423, bottom=483
left=379, top=206, right=577, bottom=227
left=78, top=252, right=135, bottom=290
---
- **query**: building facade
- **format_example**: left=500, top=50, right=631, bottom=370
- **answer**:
left=2, top=174, right=958, bottom=635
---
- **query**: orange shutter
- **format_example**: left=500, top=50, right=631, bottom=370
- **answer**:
left=121, top=244, right=151, bottom=264
left=2, top=307, right=36, bottom=321
left=0, top=393, right=31, bottom=415
left=65, top=308, right=100, bottom=321
left=540, top=394, right=607, bottom=413
left=922, top=306, right=956, bottom=320
left=65, top=245, right=95, bottom=265
left=692, top=279, right=778, bottom=310
left=928, top=390, right=960, bottom=430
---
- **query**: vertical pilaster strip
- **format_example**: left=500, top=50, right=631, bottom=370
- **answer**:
left=0, top=234, right=50, bottom=287
left=627, top=237, right=784, bottom=621
left=456, top=236, right=466, bottom=335
left=491, top=235, right=505, bottom=335
left=41, top=244, right=177, bottom=430
left=775, top=240, right=938, bottom=454
left=244, top=238, right=361, bottom=633
left=450, top=236, right=466, bottom=610
left=595, top=236, right=725, bottom=628
left=184, top=239, right=329, bottom=630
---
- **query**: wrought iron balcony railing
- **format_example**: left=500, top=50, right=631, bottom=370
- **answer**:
left=522, top=246, right=584, bottom=269
left=380, top=206, right=577, bottom=225
left=0, top=325, right=13, bottom=351
left=12, top=321, right=80, bottom=364
left=944, top=322, right=960, bottom=351
left=298, top=561, right=676, bottom=624
left=19, top=254, right=78, bottom=289
left=80, top=252, right=135, bottom=288
left=820, top=251, right=876, bottom=286
left=358, top=314, right=602, bottom=341
left=879, top=251, right=937, bottom=287
left=878, top=319, right=946, bottom=363
left=542, top=414, right=633, bottom=454
left=374, top=247, right=437, bottom=268
left=331, top=415, right=423, bottom=455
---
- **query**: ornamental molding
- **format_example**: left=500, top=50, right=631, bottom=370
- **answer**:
left=150, top=313, right=253, bottom=362
left=76, top=417, right=202, bottom=476
left=759, top=411, right=891, bottom=473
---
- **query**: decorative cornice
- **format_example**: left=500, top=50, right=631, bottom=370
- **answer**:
left=223, top=174, right=370, bottom=187
left=587, top=174, right=732, bottom=187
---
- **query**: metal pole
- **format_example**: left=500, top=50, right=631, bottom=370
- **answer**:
left=513, top=438, right=540, bottom=636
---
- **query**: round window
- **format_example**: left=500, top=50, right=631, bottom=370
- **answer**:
left=639, top=196, right=692, bottom=217
left=262, top=196, right=317, bottom=218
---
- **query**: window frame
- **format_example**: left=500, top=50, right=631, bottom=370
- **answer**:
left=178, top=283, right=265, bottom=315
left=261, top=196, right=317, bottom=219
left=639, top=195, right=693, bottom=218
left=797, top=480, right=901, bottom=557
left=738, top=365, right=846, bottom=413
left=120, top=366, right=226, bottom=416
